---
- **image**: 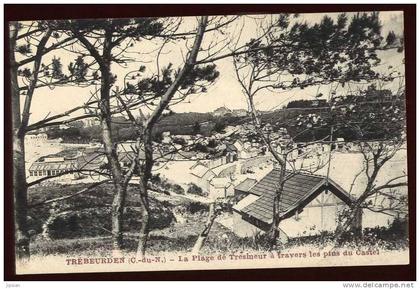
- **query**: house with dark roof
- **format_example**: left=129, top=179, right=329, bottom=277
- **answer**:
left=28, top=148, right=107, bottom=181
left=231, top=167, right=360, bottom=241
left=28, top=157, right=79, bottom=180
left=224, top=143, right=239, bottom=163
left=234, top=178, right=257, bottom=201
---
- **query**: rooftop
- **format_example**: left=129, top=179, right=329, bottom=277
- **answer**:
left=238, top=168, right=354, bottom=225
left=234, top=178, right=257, bottom=192
left=190, top=163, right=213, bottom=178
left=210, top=177, right=232, bottom=188
left=29, top=160, right=77, bottom=171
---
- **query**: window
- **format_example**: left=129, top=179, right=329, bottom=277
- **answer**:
left=29, top=171, right=33, bottom=176
left=34, top=171, right=38, bottom=176
left=47, top=170, right=51, bottom=176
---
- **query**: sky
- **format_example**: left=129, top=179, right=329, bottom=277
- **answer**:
left=18, top=10, right=405, bottom=124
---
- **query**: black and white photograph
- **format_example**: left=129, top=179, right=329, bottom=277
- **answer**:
left=6, top=5, right=412, bottom=276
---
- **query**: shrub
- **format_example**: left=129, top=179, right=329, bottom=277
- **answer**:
left=187, top=183, right=207, bottom=197
left=150, top=174, right=184, bottom=194
left=38, top=191, right=176, bottom=240
left=46, top=203, right=176, bottom=240
left=171, top=184, right=185, bottom=195
left=286, top=217, right=409, bottom=250
left=173, top=137, right=187, bottom=146
left=150, top=173, right=161, bottom=184
left=194, top=143, right=208, bottom=153
left=184, top=201, right=209, bottom=214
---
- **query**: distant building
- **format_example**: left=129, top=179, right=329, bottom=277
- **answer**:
left=28, top=148, right=106, bottom=181
left=208, top=177, right=234, bottom=199
left=225, top=143, right=238, bottom=161
left=58, top=124, right=70, bottom=130
left=190, top=162, right=217, bottom=192
left=117, top=142, right=163, bottom=169
left=239, top=155, right=273, bottom=174
left=83, top=118, right=100, bottom=127
left=161, top=131, right=172, bottom=144
left=25, top=133, right=48, bottom=145
left=233, top=140, right=261, bottom=159
left=232, top=109, right=248, bottom=117
left=311, top=99, right=327, bottom=107
left=28, top=157, right=78, bottom=179
left=213, top=106, right=232, bottom=117
left=189, top=161, right=237, bottom=199
left=332, top=137, right=345, bottom=151
left=118, top=151, right=136, bottom=169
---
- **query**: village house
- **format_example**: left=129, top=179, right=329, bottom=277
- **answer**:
left=311, top=99, right=327, bottom=107
left=190, top=162, right=217, bottom=192
left=28, top=145, right=108, bottom=182
left=224, top=143, right=239, bottom=163
left=189, top=159, right=238, bottom=199
left=213, top=106, right=232, bottom=117
left=239, top=155, right=273, bottom=174
left=189, top=152, right=275, bottom=200
left=76, top=149, right=106, bottom=172
left=332, top=137, right=346, bottom=151
left=58, top=124, right=70, bottom=130
left=28, top=157, right=79, bottom=180
left=117, top=142, right=169, bottom=169
left=82, top=118, right=100, bottom=127
left=209, top=177, right=234, bottom=199
left=230, top=167, right=360, bottom=241
left=25, top=133, right=48, bottom=146
left=231, top=109, right=248, bottom=117
left=233, top=140, right=261, bottom=159
left=160, top=131, right=173, bottom=145
left=233, top=177, right=257, bottom=201
left=215, top=142, right=239, bottom=163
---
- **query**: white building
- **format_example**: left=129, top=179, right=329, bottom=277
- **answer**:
left=28, top=157, right=78, bottom=180
left=25, top=133, right=48, bottom=146
left=189, top=161, right=237, bottom=200
left=208, top=177, right=234, bottom=199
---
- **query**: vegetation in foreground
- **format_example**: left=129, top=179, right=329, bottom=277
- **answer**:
left=28, top=183, right=408, bottom=257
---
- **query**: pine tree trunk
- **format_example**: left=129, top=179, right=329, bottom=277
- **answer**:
left=111, top=184, right=127, bottom=250
left=10, top=23, right=30, bottom=260
left=136, top=178, right=150, bottom=259
left=100, top=127, right=126, bottom=251
left=133, top=16, right=208, bottom=258
left=334, top=201, right=363, bottom=242
left=98, top=37, right=127, bottom=251
left=13, top=134, right=30, bottom=261
left=99, top=84, right=126, bottom=250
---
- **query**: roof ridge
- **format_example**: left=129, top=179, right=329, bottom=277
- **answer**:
left=272, top=167, right=326, bottom=179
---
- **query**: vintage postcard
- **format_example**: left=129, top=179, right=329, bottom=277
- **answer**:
left=7, top=7, right=410, bottom=275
